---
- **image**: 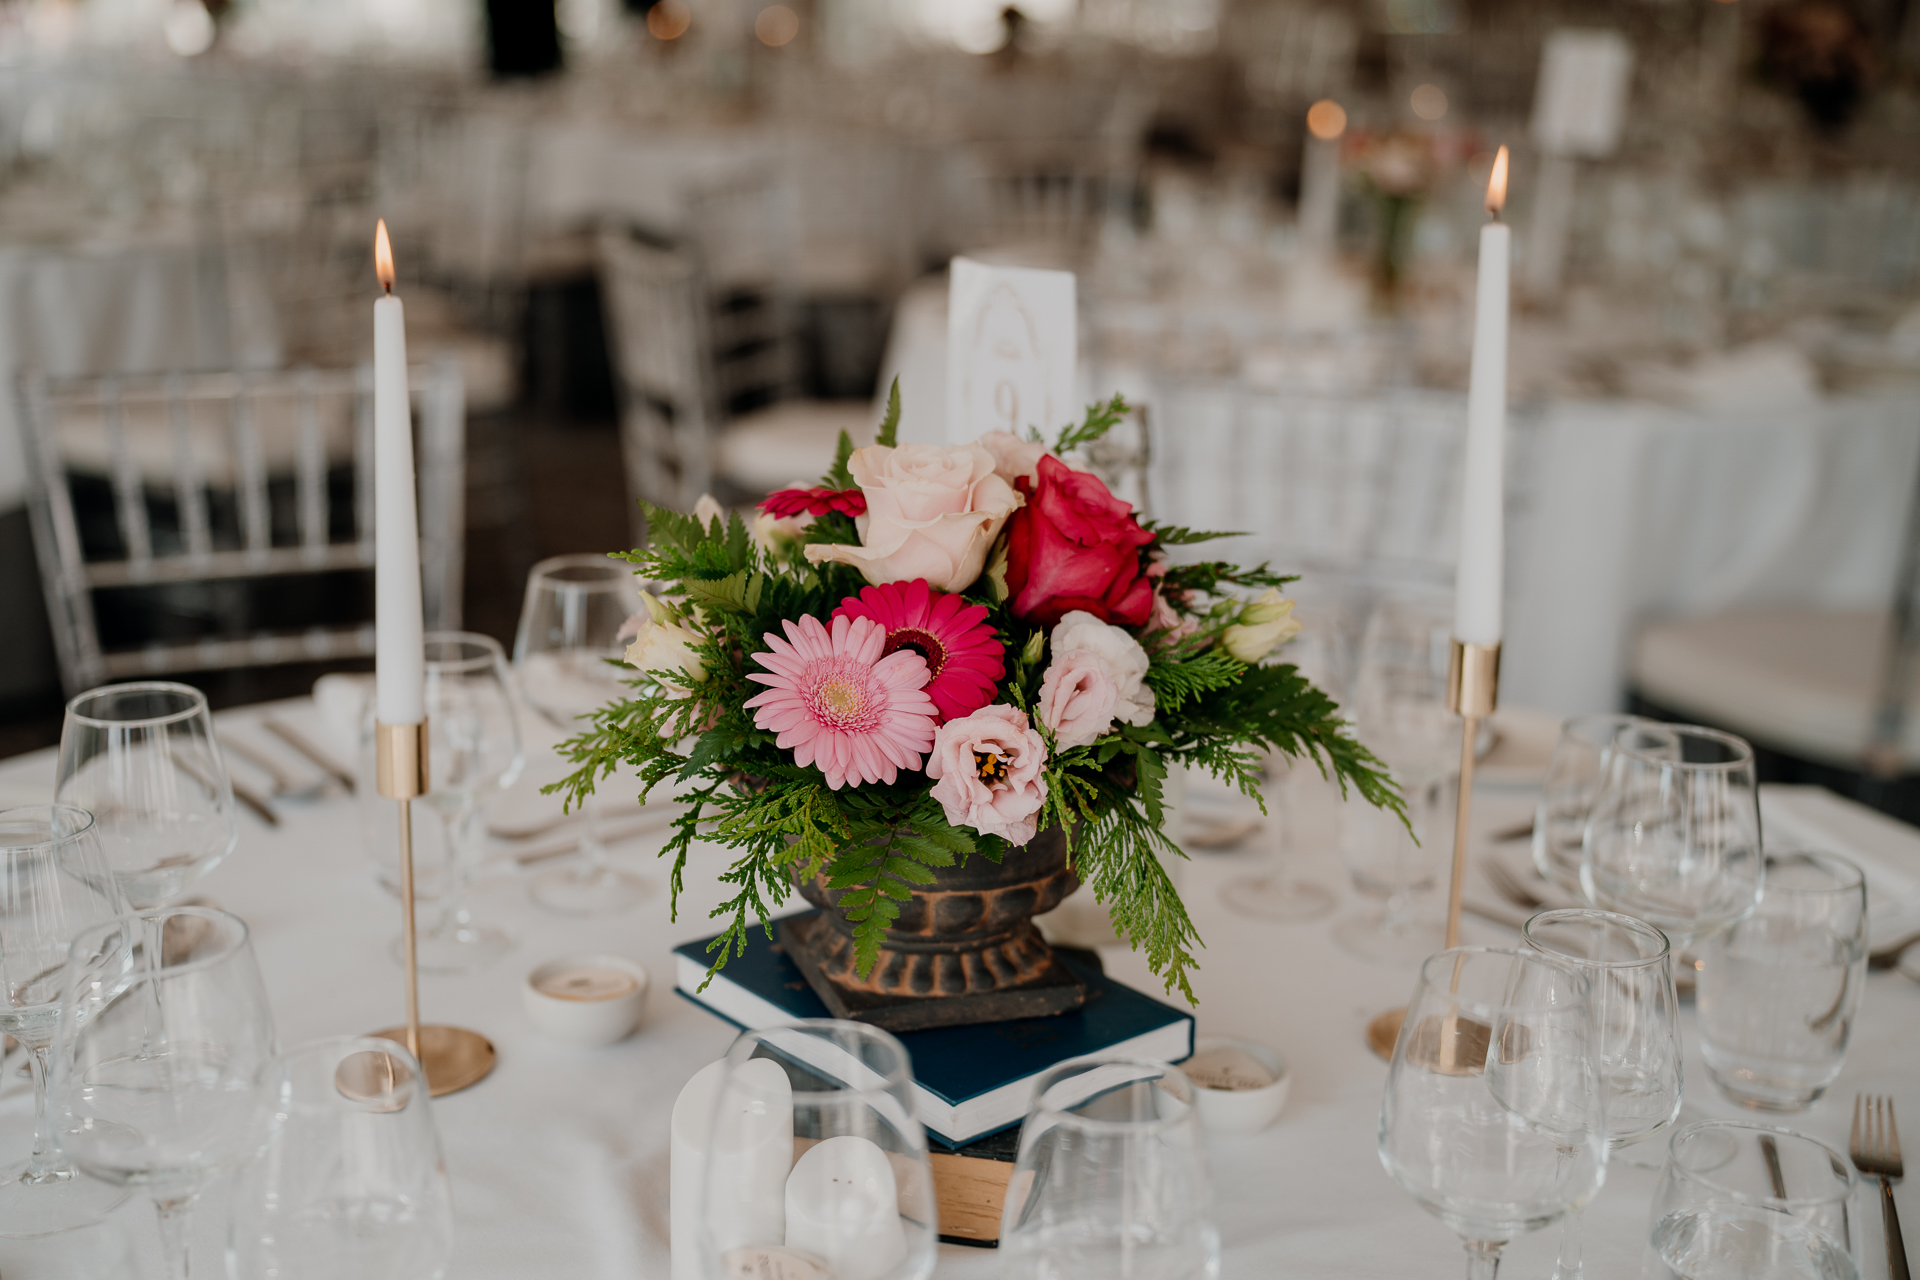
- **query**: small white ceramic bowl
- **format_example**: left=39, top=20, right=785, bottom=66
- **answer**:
left=1185, top=1036, right=1289, bottom=1135
left=522, top=954, right=650, bottom=1046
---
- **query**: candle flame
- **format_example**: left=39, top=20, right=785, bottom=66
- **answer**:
left=374, top=219, right=394, bottom=293
left=1486, top=146, right=1509, bottom=217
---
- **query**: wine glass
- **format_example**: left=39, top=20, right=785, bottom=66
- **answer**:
left=227, top=1036, right=454, bottom=1280
left=999, top=1058, right=1219, bottom=1280
left=511, top=554, right=649, bottom=915
left=1532, top=715, right=1669, bottom=897
left=690, top=1021, right=937, bottom=1280
left=1378, top=946, right=1606, bottom=1280
left=412, top=632, right=525, bottom=973
left=52, top=906, right=277, bottom=1280
left=54, top=682, right=238, bottom=911
left=1335, top=593, right=1458, bottom=963
left=1221, top=589, right=1361, bottom=923
left=1524, top=908, right=1683, bottom=1279
left=1646, top=1122, right=1858, bottom=1279
left=0, top=806, right=130, bottom=1237
left=1581, top=724, right=1763, bottom=951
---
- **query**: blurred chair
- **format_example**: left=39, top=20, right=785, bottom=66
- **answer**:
left=19, top=361, right=464, bottom=695
left=1146, top=381, right=1471, bottom=587
left=596, top=224, right=870, bottom=535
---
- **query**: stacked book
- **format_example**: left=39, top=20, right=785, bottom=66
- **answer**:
left=673, top=910, right=1195, bottom=1245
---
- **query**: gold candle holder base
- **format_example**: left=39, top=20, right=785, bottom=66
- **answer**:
left=370, top=720, right=495, bottom=1096
left=1366, top=639, right=1502, bottom=1062
left=372, top=1024, right=497, bottom=1097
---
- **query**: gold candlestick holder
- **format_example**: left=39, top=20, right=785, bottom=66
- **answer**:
left=369, top=720, right=496, bottom=1096
left=1365, top=640, right=1502, bottom=1061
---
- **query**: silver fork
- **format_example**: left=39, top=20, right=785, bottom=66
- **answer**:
left=1852, top=1094, right=1909, bottom=1280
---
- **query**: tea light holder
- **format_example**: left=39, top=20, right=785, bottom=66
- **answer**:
left=523, top=954, right=651, bottom=1046
left=1185, top=1036, right=1290, bottom=1134
left=369, top=720, right=496, bottom=1096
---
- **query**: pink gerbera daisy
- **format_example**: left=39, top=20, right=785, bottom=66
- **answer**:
left=832, top=579, right=1005, bottom=723
left=744, top=614, right=939, bottom=789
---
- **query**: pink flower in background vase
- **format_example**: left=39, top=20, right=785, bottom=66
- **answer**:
left=744, top=614, right=938, bottom=789
left=804, top=443, right=1021, bottom=593
left=1036, top=649, right=1119, bottom=750
left=926, top=704, right=1048, bottom=846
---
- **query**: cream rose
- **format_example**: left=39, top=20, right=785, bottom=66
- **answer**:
left=1036, top=649, right=1120, bottom=750
left=1220, top=589, right=1301, bottom=664
left=803, top=443, right=1021, bottom=593
left=1050, top=611, right=1155, bottom=727
left=980, top=430, right=1050, bottom=488
left=926, top=704, right=1049, bottom=846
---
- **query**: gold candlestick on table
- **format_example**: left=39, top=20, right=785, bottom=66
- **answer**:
left=1366, top=640, right=1502, bottom=1061
left=369, top=721, right=496, bottom=1096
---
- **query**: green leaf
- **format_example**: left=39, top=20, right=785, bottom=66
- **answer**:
left=876, top=377, right=901, bottom=449
left=823, top=431, right=856, bottom=490
left=1147, top=523, right=1249, bottom=546
left=1052, top=394, right=1129, bottom=456
left=1144, top=651, right=1247, bottom=714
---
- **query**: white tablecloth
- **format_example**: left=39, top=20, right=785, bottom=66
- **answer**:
left=0, top=700, right=1914, bottom=1279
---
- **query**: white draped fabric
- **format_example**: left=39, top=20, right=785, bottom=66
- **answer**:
left=0, top=699, right=1912, bottom=1278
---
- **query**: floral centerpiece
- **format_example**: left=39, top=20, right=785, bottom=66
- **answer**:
left=556, top=388, right=1401, bottom=1011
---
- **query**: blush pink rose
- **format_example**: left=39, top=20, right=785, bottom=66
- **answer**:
left=805, top=443, right=1021, bottom=593
left=926, top=703, right=1049, bottom=847
left=1036, top=649, right=1120, bottom=750
left=979, top=431, right=1050, bottom=488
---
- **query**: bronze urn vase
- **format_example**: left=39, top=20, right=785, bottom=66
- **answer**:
left=776, top=824, right=1090, bottom=1033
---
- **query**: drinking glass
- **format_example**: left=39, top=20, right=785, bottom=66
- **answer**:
left=227, top=1036, right=454, bottom=1280
left=1000, top=1058, right=1218, bottom=1280
left=0, top=806, right=130, bottom=1237
left=691, top=1021, right=937, bottom=1280
left=1532, top=715, right=1668, bottom=897
left=1335, top=594, right=1457, bottom=963
left=55, top=682, right=238, bottom=910
left=1581, top=724, right=1764, bottom=951
left=1646, top=1121, right=1859, bottom=1279
left=413, top=632, right=525, bottom=973
left=512, top=554, right=649, bottom=915
left=1220, top=592, right=1360, bottom=923
left=1697, top=851, right=1867, bottom=1112
left=1524, top=909, right=1684, bottom=1279
left=53, top=906, right=277, bottom=1280
left=1378, top=947, right=1606, bottom=1280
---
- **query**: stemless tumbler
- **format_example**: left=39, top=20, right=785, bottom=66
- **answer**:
left=1697, top=851, right=1868, bottom=1112
left=1000, top=1057, right=1218, bottom=1280
left=228, top=1036, right=454, bottom=1280
left=1646, top=1121, right=1858, bottom=1279
left=695, top=1021, right=937, bottom=1280
left=1379, top=947, right=1606, bottom=1280
left=1582, top=724, right=1763, bottom=950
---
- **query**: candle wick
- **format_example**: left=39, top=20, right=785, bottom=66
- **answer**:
left=383, top=282, right=393, bottom=296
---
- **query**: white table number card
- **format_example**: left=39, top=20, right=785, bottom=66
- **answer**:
left=1530, top=29, right=1634, bottom=159
left=945, top=257, right=1076, bottom=446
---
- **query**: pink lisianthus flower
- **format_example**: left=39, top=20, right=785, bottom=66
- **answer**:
left=1036, top=650, right=1120, bottom=750
left=1145, top=558, right=1200, bottom=645
left=926, top=704, right=1049, bottom=846
left=744, top=614, right=938, bottom=789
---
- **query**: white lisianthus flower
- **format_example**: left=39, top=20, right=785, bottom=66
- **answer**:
left=1049, top=611, right=1155, bottom=727
left=1220, top=589, right=1301, bottom=664
left=693, top=493, right=725, bottom=531
left=624, top=595, right=706, bottom=694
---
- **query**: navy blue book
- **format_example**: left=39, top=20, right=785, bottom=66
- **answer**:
left=673, top=910, right=1194, bottom=1147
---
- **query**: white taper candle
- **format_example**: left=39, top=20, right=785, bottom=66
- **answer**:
left=1455, top=148, right=1510, bottom=647
left=373, top=220, right=425, bottom=725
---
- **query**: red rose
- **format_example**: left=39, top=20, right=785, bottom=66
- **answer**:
left=1004, top=456, right=1155, bottom=628
left=759, top=486, right=867, bottom=520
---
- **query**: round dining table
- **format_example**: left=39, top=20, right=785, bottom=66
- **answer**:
left=0, top=694, right=1912, bottom=1279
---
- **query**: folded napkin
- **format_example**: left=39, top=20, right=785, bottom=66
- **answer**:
left=1760, top=784, right=1920, bottom=949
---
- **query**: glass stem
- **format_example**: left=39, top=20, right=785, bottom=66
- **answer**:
left=22, top=1043, right=61, bottom=1181
left=575, top=791, right=611, bottom=879
left=1463, top=1240, right=1502, bottom=1280
left=432, top=798, right=479, bottom=937
left=1553, top=1205, right=1584, bottom=1280
left=154, top=1194, right=196, bottom=1280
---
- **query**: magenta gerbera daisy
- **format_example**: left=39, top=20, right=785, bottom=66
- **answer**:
left=744, top=614, right=939, bottom=789
left=831, top=579, right=1005, bottom=724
